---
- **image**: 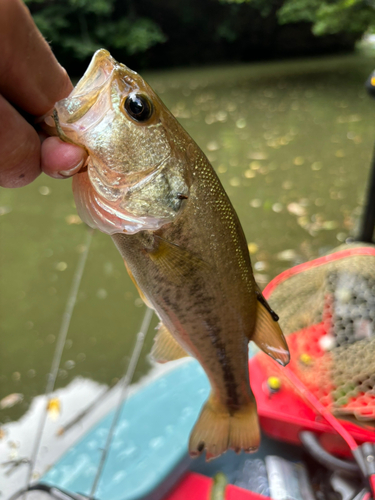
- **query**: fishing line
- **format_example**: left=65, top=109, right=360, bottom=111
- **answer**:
left=283, top=365, right=358, bottom=451
left=24, top=227, right=94, bottom=495
left=88, top=306, right=154, bottom=499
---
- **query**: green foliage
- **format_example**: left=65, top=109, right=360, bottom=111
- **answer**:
left=23, top=0, right=367, bottom=70
left=278, top=0, right=375, bottom=36
left=277, top=0, right=320, bottom=24
left=220, top=0, right=375, bottom=35
left=97, top=18, right=166, bottom=55
left=313, top=1, right=375, bottom=36
left=24, top=0, right=166, bottom=60
left=218, top=0, right=277, bottom=17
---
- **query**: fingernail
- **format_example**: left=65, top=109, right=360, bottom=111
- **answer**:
left=59, top=159, right=84, bottom=177
left=43, top=115, right=55, bottom=127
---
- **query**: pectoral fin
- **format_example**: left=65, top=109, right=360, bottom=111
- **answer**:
left=151, top=322, right=190, bottom=363
left=123, top=260, right=154, bottom=309
left=252, top=300, right=290, bottom=366
left=147, top=236, right=210, bottom=285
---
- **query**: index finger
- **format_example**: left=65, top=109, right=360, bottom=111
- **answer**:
left=0, top=0, right=73, bottom=116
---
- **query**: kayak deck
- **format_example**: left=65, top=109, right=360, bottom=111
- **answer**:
left=41, top=360, right=210, bottom=500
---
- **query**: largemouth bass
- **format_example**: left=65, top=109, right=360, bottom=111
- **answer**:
left=51, top=49, right=289, bottom=460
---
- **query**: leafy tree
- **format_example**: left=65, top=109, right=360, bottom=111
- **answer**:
left=276, top=0, right=320, bottom=25
left=23, top=0, right=364, bottom=72
left=218, top=0, right=278, bottom=16
left=25, top=0, right=166, bottom=60
left=221, top=0, right=375, bottom=37
left=278, top=0, right=375, bottom=36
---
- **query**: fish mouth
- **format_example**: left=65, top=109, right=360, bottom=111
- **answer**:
left=51, top=49, right=131, bottom=142
left=52, top=49, right=189, bottom=236
left=68, top=49, right=116, bottom=99
left=51, top=49, right=167, bottom=235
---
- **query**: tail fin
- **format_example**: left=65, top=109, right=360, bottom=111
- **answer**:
left=189, top=394, right=260, bottom=461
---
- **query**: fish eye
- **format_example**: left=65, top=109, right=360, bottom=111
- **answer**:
left=124, top=94, right=153, bottom=122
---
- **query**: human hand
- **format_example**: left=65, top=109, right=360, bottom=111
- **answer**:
left=0, top=0, right=87, bottom=188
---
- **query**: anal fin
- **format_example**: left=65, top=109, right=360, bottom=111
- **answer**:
left=151, top=322, right=190, bottom=363
left=252, top=299, right=290, bottom=366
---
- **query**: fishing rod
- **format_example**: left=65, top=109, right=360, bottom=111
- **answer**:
left=56, top=385, right=111, bottom=436
left=19, top=228, right=94, bottom=499
left=358, top=70, right=375, bottom=243
left=6, top=189, right=155, bottom=499
left=88, top=306, right=153, bottom=499
left=258, top=71, right=375, bottom=499
left=10, top=306, right=154, bottom=500
left=280, top=72, right=375, bottom=495
left=359, top=140, right=375, bottom=243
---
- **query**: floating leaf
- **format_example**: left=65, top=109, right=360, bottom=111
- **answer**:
left=0, top=206, right=12, bottom=216
left=56, top=262, right=68, bottom=271
left=247, top=242, right=259, bottom=255
left=287, top=202, right=306, bottom=217
left=66, top=214, right=83, bottom=225
left=277, top=249, right=298, bottom=261
left=0, top=393, right=23, bottom=410
left=39, top=186, right=51, bottom=195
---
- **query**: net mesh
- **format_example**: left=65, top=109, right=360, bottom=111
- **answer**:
left=262, top=243, right=375, bottom=421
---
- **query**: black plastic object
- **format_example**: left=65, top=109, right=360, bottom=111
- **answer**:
left=359, top=72, right=375, bottom=243
left=352, top=442, right=375, bottom=479
left=299, top=431, right=359, bottom=476
left=365, top=71, right=375, bottom=100
left=352, top=488, right=370, bottom=500
left=8, top=483, right=91, bottom=500
left=358, top=148, right=375, bottom=243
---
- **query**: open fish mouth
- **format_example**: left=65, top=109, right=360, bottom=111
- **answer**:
left=53, top=50, right=121, bottom=140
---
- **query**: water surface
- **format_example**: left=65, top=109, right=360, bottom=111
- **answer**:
left=1, top=52, right=375, bottom=445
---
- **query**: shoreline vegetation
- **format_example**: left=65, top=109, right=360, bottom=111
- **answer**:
left=24, top=0, right=375, bottom=73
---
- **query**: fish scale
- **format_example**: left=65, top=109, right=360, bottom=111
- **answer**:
left=51, top=48, right=289, bottom=460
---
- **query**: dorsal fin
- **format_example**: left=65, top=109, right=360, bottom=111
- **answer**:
left=151, top=322, right=190, bottom=363
left=251, top=300, right=290, bottom=366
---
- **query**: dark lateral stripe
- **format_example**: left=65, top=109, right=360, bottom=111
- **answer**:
left=205, top=324, right=240, bottom=410
left=160, top=278, right=241, bottom=410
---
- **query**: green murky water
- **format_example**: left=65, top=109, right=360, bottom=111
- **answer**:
left=1, top=53, right=375, bottom=424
